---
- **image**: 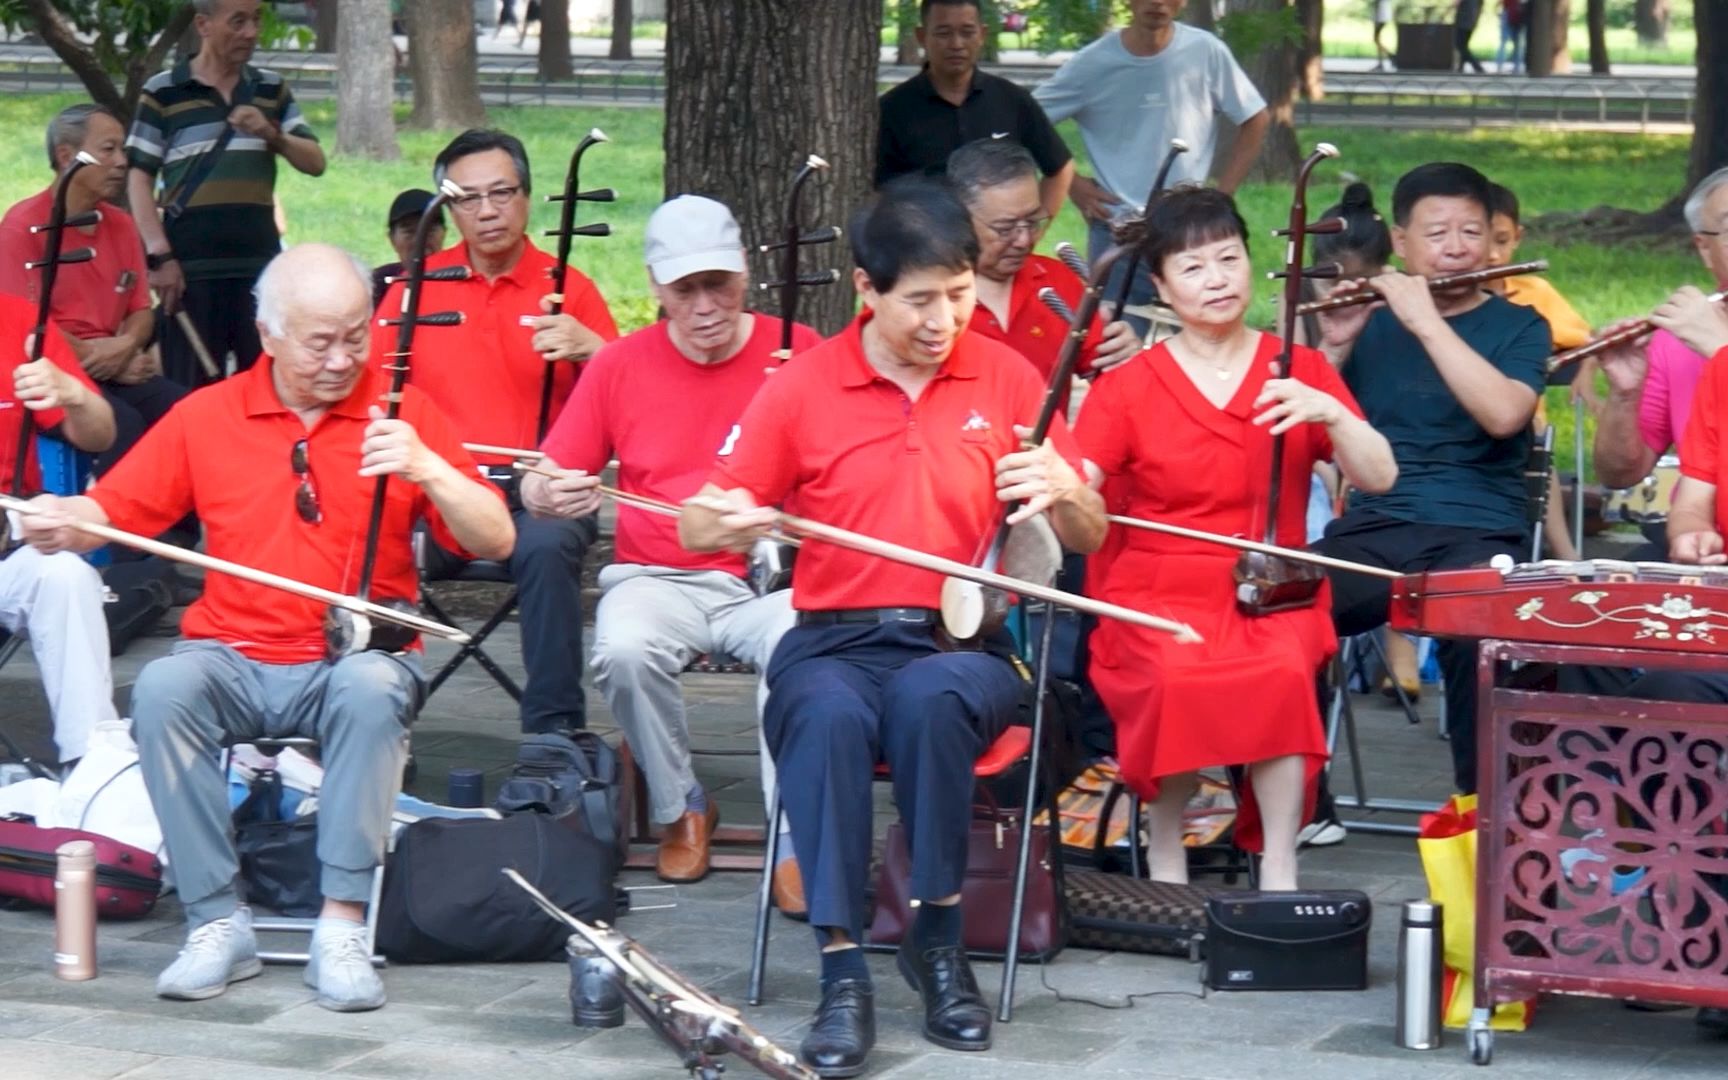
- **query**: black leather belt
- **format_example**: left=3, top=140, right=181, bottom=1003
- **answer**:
left=797, top=607, right=939, bottom=627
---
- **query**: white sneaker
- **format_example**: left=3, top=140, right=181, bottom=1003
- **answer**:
left=305, top=917, right=385, bottom=1012
left=156, top=906, right=263, bottom=1000
left=1297, top=818, right=1348, bottom=848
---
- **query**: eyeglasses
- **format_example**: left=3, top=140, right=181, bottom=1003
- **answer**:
left=979, top=214, right=1050, bottom=241
left=449, top=185, right=523, bottom=214
left=291, top=438, right=321, bottom=525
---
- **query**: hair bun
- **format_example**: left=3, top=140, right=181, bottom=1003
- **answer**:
left=1340, top=181, right=1376, bottom=212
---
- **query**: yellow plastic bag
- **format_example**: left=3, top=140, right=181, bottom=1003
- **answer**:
left=1417, top=794, right=1536, bottom=1031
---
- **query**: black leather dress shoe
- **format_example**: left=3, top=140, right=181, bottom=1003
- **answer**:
left=800, top=978, right=875, bottom=1078
left=1698, top=1006, right=1728, bottom=1034
left=896, top=941, right=992, bottom=1051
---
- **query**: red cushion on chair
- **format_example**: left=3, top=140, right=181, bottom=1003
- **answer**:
left=972, top=727, right=1031, bottom=777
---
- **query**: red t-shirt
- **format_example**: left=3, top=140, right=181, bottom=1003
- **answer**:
left=542, top=314, right=821, bottom=576
left=710, top=311, right=1085, bottom=611
left=1676, top=344, right=1728, bottom=536
left=967, top=254, right=1105, bottom=383
left=370, top=240, right=618, bottom=462
left=0, top=191, right=152, bottom=341
left=87, top=359, right=494, bottom=663
left=0, top=294, right=99, bottom=493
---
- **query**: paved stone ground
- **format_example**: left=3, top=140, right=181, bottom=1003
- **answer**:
left=2, top=592, right=1727, bottom=1078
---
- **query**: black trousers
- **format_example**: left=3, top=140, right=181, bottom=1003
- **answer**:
left=96, top=376, right=188, bottom=477
left=426, top=506, right=597, bottom=733
left=163, top=276, right=264, bottom=390
left=1313, top=511, right=1527, bottom=795
left=1455, top=12, right=1486, bottom=73
left=764, top=621, right=1019, bottom=943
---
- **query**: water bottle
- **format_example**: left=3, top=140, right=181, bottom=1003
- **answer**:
left=1395, top=899, right=1443, bottom=1050
left=53, top=840, right=98, bottom=981
left=447, top=767, right=484, bottom=808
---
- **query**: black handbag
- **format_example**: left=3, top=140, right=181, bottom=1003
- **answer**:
left=377, top=812, right=618, bottom=964
left=494, top=732, right=623, bottom=861
left=232, top=770, right=321, bottom=917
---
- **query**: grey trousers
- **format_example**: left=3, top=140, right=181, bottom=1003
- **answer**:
left=590, top=566, right=795, bottom=825
left=132, top=640, right=420, bottom=926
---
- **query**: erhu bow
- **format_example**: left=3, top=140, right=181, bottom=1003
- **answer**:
left=1234, top=143, right=1343, bottom=617
left=748, top=154, right=842, bottom=594
left=10, top=151, right=98, bottom=508
left=938, top=244, right=1130, bottom=642
left=322, top=179, right=471, bottom=658
left=1107, top=138, right=1189, bottom=321
left=537, top=128, right=615, bottom=442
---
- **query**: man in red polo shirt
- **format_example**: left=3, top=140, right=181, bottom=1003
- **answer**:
left=524, top=195, right=819, bottom=900
left=19, top=244, right=513, bottom=1013
left=947, top=137, right=1138, bottom=395
left=372, top=128, right=618, bottom=736
left=679, top=179, right=1104, bottom=1077
left=0, top=103, right=187, bottom=477
left=2, top=296, right=116, bottom=768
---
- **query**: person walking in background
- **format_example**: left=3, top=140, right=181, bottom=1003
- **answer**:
left=1456, top=0, right=1488, bottom=74
left=1495, top=0, right=1526, bottom=73
left=1373, top=0, right=1395, bottom=71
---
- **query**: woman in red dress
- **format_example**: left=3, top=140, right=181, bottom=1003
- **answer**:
left=1076, top=189, right=1397, bottom=890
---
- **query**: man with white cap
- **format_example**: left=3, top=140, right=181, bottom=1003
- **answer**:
left=523, top=195, right=818, bottom=895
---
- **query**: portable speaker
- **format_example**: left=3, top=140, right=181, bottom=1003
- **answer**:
left=1203, top=890, right=1371, bottom=991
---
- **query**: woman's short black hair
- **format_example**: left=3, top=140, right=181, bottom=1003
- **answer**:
left=1313, top=181, right=1393, bottom=269
left=850, top=176, right=980, bottom=294
left=1390, top=162, right=1491, bottom=227
left=1131, top=185, right=1250, bottom=276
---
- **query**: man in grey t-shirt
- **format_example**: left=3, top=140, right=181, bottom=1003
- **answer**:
left=1034, top=0, right=1267, bottom=329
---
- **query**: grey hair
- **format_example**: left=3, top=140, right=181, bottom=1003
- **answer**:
left=1685, top=167, right=1728, bottom=233
left=253, top=246, right=374, bottom=338
left=946, top=138, right=1038, bottom=208
left=45, top=103, right=117, bottom=171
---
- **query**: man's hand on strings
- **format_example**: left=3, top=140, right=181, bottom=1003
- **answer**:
left=531, top=293, right=607, bottom=362
left=996, top=425, right=1084, bottom=524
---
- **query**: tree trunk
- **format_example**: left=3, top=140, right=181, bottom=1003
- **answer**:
left=1297, top=0, right=1324, bottom=101
left=609, top=0, right=633, bottom=59
left=665, top=0, right=881, bottom=335
left=335, top=0, right=400, bottom=159
left=1185, top=0, right=1217, bottom=32
left=1586, top=0, right=1610, bottom=73
left=406, top=0, right=488, bottom=130
left=1690, top=0, right=1728, bottom=190
left=1230, top=0, right=1301, bottom=183
left=895, top=0, right=920, bottom=66
left=315, top=0, right=340, bottom=53
left=539, top=0, right=573, bottom=79
left=1634, top=0, right=1670, bottom=46
left=24, top=0, right=193, bottom=125
left=1527, top=0, right=1573, bottom=76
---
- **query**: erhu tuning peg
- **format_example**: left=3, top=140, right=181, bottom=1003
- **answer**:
left=547, top=223, right=611, bottom=239
left=1307, top=219, right=1347, bottom=236
left=547, top=188, right=617, bottom=204
left=387, top=265, right=472, bottom=285
left=1038, top=286, right=1076, bottom=323
left=29, top=209, right=101, bottom=234
left=377, top=310, right=465, bottom=328
left=26, top=247, right=94, bottom=270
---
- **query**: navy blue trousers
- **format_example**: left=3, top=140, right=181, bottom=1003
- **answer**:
left=764, top=622, right=1020, bottom=943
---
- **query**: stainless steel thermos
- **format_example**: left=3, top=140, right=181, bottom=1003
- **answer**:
left=1396, top=899, right=1444, bottom=1049
left=53, top=840, right=98, bottom=981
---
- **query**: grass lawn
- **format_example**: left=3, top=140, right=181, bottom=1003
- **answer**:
left=0, top=94, right=1701, bottom=473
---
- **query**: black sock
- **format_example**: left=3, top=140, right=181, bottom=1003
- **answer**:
left=818, top=943, right=870, bottom=989
left=910, top=901, right=963, bottom=951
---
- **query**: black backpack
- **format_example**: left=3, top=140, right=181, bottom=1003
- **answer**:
left=376, top=812, right=618, bottom=963
left=493, top=732, right=623, bottom=860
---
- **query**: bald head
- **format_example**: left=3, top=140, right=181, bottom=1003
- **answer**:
left=256, top=244, right=377, bottom=410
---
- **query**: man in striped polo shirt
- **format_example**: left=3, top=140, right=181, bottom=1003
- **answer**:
left=125, top=0, right=325, bottom=390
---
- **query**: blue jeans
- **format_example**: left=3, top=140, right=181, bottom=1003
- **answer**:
left=1087, top=218, right=1156, bottom=340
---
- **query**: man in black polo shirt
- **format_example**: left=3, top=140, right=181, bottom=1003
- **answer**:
left=1311, top=162, right=1550, bottom=799
left=877, top=0, right=1073, bottom=220
left=126, top=0, right=325, bottom=388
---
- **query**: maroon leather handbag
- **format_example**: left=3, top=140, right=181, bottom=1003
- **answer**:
left=0, top=819, right=163, bottom=919
left=867, top=816, right=1065, bottom=961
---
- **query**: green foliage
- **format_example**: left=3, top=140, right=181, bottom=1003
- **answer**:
left=1217, top=4, right=1304, bottom=57
left=1020, top=0, right=1113, bottom=53
left=0, top=0, right=182, bottom=72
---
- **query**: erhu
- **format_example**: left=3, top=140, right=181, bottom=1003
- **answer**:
left=9, top=151, right=98, bottom=512
left=536, top=128, right=615, bottom=442
left=1107, top=138, right=1189, bottom=322
left=1547, top=287, right=1728, bottom=374
left=322, top=179, right=471, bottom=658
left=1234, top=143, right=1343, bottom=617
left=938, top=245, right=1129, bottom=642
left=746, top=153, right=841, bottom=595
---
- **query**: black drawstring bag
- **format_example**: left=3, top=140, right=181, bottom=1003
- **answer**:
left=232, top=770, right=321, bottom=917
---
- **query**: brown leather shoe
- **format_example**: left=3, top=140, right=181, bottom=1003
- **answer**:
left=656, top=803, right=720, bottom=882
left=772, top=857, right=808, bottom=920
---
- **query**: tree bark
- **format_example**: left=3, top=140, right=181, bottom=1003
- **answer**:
left=1690, top=0, right=1728, bottom=190
left=1185, top=0, right=1217, bottom=32
left=315, top=0, right=340, bottom=53
left=1634, top=0, right=1669, bottom=46
left=1230, top=0, right=1301, bottom=182
left=1586, top=0, right=1610, bottom=73
left=335, top=0, right=400, bottom=159
left=539, top=0, right=573, bottom=79
left=664, top=0, right=882, bottom=335
left=1527, top=0, right=1573, bottom=76
left=23, top=0, right=193, bottom=126
left=1296, top=0, right=1324, bottom=101
left=609, top=0, right=634, bottom=59
left=405, top=0, right=488, bottom=130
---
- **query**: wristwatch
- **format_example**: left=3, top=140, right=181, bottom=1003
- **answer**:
left=146, top=251, right=176, bottom=271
